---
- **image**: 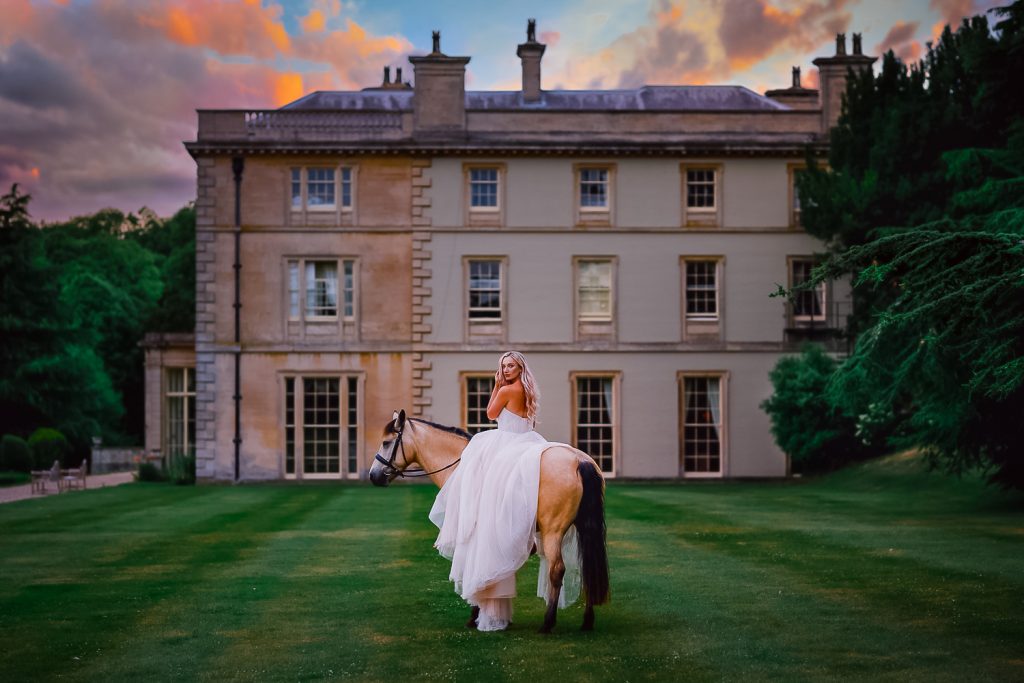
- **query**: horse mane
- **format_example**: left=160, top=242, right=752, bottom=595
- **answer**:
left=410, top=418, right=471, bottom=442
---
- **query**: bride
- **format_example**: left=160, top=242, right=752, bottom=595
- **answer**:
left=429, top=351, right=578, bottom=631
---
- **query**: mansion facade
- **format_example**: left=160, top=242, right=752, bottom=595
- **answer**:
left=144, top=26, right=875, bottom=481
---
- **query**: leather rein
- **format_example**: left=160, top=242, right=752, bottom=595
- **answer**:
left=373, top=420, right=461, bottom=479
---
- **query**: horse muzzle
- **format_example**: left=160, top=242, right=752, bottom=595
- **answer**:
left=369, top=458, right=392, bottom=487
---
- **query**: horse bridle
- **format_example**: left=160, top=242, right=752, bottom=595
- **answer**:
left=374, top=419, right=461, bottom=479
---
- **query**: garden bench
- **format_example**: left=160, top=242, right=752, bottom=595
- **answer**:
left=30, top=461, right=61, bottom=494
left=61, top=460, right=88, bottom=492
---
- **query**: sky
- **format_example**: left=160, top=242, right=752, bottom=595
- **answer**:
left=0, top=0, right=1005, bottom=222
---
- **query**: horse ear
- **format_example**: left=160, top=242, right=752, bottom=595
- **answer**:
left=397, top=409, right=407, bottom=429
left=392, top=410, right=400, bottom=422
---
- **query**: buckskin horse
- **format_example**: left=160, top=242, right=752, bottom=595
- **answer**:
left=369, top=409, right=610, bottom=633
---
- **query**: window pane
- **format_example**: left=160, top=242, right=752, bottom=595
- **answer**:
left=685, top=260, right=718, bottom=318
left=307, top=168, right=335, bottom=207
left=305, top=261, right=338, bottom=317
left=468, top=260, right=502, bottom=319
left=683, top=376, right=722, bottom=473
left=579, top=168, right=608, bottom=208
left=578, top=260, right=612, bottom=321
left=465, top=376, right=496, bottom=435
left=342, top=260, right=355, bottom=319
left=470, top=168, right=499, bottom=208
left=576, top=377, right=614, bottom=472
left=291, top=169, right=302, bottom=209
left=686, top=169, right=716, bottom=209
left=341, top=167, right=352, bottom=208
left=302, top=378, right=340, bottom=474
left=285, top=377, right=295, bottom=475
left=792, top=260, right=825, bottom=319
left=347, top=377, right=358, bottom=475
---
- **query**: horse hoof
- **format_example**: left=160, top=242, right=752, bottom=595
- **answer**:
left=466, top=619, right=478, bottom=629
left=538, top=625, right=552, bottom=634
left=581, top=622, right=594, bottom=632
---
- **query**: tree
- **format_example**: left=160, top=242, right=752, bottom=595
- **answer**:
left=776, top=1, right=1024, bottom=486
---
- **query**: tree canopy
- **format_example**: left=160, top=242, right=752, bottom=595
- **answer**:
left=0, top=185, right=195, bottom=452
left=774, top=1, right=1024, bottom=486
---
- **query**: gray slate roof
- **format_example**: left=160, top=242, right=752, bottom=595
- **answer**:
left=282, top=86, right=788, bottom=112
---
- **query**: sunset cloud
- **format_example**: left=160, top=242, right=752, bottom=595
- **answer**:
left=0, top=0, right=408, bottom=220
left=0, top=0, right=989, bottom=221
left=545, top=0, right=851, bottom=89
left=875, top=21, right=923, bottom=63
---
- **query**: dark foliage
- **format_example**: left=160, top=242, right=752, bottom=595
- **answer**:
left=775, top=1, right=1024, bottom=487
left=0, top=186, right=196, bottom=453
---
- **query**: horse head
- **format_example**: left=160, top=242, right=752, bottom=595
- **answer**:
left=369, top=409, right=420, bottom=487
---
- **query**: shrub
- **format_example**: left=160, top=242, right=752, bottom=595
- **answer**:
left=0, top=435, right=33, bottom=472
left=137, top=461, right=165, bottom=482
left=166, top=453, right=196, bottom=485
left=27, top=428, right=69, bottom=469
left=761, top=345, right=871, bottom=473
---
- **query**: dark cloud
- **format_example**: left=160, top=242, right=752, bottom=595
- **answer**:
left=0, top=41, right=90, bottom=110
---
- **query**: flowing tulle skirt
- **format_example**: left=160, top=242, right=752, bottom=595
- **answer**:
left=429, top=427, right=580, bottom=631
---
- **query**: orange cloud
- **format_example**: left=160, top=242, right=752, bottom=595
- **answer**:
left=301, top=9, right=326, bottom=33
left=151, top=0, right=291, bottom=58
left=273, top=72, right=303, bottom=107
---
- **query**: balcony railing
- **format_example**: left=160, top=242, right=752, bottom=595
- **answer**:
left=196, top=110, right=408, bottom=143
left=784, top=299, right=854, bottom=354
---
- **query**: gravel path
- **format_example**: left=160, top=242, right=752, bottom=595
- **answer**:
left=0, top=471, right=135, bottom=504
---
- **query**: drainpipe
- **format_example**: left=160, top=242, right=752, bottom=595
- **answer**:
left=231, top=156, right=244, bottom=482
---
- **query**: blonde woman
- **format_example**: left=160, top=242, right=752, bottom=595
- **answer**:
left=429, top=352, right=577, bottom=631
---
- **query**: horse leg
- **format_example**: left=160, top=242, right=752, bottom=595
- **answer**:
left=466, top=605, right=480, bottom=629
left=582, top=597, right=595, bottom=631
left=538, top=533, right=565, bottom=634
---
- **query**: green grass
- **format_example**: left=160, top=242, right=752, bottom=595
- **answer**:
left=0, top=453, right=1021, bottom=682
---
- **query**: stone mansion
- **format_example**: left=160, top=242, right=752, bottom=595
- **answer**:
left=143, top=25, right=875, bottom=481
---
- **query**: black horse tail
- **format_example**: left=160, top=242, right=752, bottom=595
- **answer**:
left=575, top=458, right=610, bottom=605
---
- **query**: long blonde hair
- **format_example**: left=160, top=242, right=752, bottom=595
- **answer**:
left=500, top=351, right=540, bottom=422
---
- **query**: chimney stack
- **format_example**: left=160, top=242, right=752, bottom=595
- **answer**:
left=813, top=32, right=876, bottom=130
left=408, top=31, right=471, bottom=139
left=517, top=19, right=546, bottom=103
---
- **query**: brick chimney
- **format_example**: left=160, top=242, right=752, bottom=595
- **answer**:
left=408, top=31, right=471, bottom=139
left=812, top=32, right=876, bottom=130
left=517, top=19, right=546, bottom=103
left=765, top=66, right=820, bottom=110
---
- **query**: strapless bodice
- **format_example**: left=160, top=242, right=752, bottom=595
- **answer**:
left=496, top=407, right=533, bottom=434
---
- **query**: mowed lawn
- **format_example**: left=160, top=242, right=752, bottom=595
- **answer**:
left=1, top=455, right=1022, bottom=682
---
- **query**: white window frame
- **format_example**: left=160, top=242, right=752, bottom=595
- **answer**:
left=789, top=257, right=827, bottom=323
left=460, top=372, right=496, bottom=435
left=574, top=163, right=616, bottom=227
left=685, top=168, right=717, bottom=212
left=290, top=165, right=354, bottom=213
left=286, top=257, right=357, bottom=323
left=284, top=373, right=361, bottom=480
left=465, top=257, right=505, bottom=322
left=468, top=166, right=501, bottom=213
left=570, top=372, right=620, bottom=477
left=679, top=371, right=728, bottom=478
left=683, top=259, right=720, bottom=322
left=164, top=367, right=195, bottom=458
left=680, top=162, right=723, bottom=227
left=576, top=258, right=615, bottom=323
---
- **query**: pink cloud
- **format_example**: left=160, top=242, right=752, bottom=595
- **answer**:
left=875, top=21, right=923, bottom=63
left=0, top=0, right=410, bottom=221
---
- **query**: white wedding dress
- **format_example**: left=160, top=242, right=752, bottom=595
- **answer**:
left=429, top=408, right=580, bottom=631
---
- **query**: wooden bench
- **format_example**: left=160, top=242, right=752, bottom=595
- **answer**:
left=61, top=459, right=88, bottom=492
left=30, top=461, right=61, bottom=495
